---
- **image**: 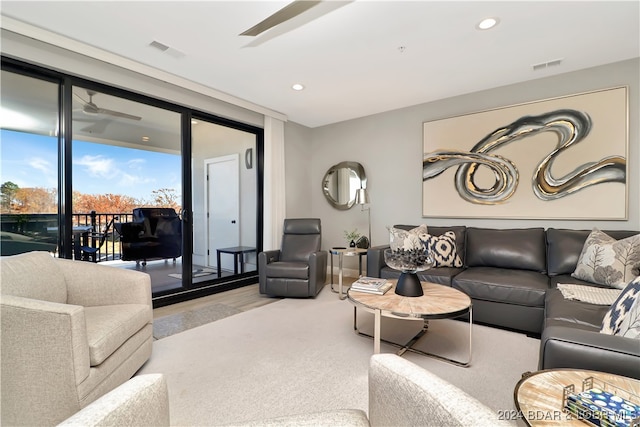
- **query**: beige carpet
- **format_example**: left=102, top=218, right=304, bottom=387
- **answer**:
left=138, top=284, right=539, bottom=426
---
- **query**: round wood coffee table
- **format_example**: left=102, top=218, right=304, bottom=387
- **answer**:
left=514, top=369, right=640, bottom=426
left=348, top=280, right=472, bottom=366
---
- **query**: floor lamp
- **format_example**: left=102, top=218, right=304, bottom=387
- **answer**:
left=355, top=188, right=371, bottom=246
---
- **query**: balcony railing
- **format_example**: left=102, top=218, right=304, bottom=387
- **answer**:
left=0, top=211, right=134, bottom=262
left=74, top=211, right=134, bottom=262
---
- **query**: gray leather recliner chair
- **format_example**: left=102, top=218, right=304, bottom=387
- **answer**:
left=258, top=218, right=327, bottom=297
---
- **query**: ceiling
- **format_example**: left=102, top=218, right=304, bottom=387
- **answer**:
left=1, top=1, right=639, bottom=128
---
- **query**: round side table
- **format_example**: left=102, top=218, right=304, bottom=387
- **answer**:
left=330, top=247, right=367, bottom=300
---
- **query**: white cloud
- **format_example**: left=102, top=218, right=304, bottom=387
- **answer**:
left=118, top=172, right=154, bottom=188
left=28, top=157, right=54, bottom=175
left=75, top=155, right=117, bottom=179
left=127, top=158, right=146, bottom=170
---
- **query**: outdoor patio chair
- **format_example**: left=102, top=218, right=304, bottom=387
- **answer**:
left=80, top=216, right=118, bottom=262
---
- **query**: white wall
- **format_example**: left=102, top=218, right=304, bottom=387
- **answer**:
left=283, top=59, right=640, bottom=274
left=284, top=121, right=315, bottom=219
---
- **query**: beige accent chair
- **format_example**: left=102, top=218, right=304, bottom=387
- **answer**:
left=55, top=355, right=508, bottom=426
left=58, top=374, right=169, bottom=426
left=0, top=251, right=153, bottom=426
left=240, top=354, right=510, bottom=426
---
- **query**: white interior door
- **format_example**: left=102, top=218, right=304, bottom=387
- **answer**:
left=206, top=154, right=239, bottom=270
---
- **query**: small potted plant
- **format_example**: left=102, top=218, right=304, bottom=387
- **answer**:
left=344, top=229, right=361, bottom=248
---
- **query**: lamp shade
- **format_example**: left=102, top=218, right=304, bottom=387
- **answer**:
left=355, top=188, right=370, bottom=205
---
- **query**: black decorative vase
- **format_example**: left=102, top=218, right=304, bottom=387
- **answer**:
left=383, top=248, right=434, bottom=298
left=349, top=240, right=356, bottom=248
left=395, top=271, right=424, bottom=297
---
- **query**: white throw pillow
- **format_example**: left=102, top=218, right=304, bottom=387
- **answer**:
left=388, top=225, right=429, bottom=251
left=572, top=228, right=640, bottom=289
left=422, top=231, right=463, bottom=268
left=601, top=276, right=640, bottom=338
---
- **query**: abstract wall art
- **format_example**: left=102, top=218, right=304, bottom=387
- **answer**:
left=422, top=86, right=628, bottom=219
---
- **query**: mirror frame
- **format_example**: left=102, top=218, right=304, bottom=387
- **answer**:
left=322, top=161, right=367, bottom=210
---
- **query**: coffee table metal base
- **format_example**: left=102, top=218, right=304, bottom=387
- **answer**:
left=352, top=306, right=472, bottom=367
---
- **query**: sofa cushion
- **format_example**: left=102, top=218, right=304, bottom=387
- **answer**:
left=544, top=288, right=607, bottom=332
left=422, top=231, right=463, bottom=268
left=465, top=228, right=546, bottom=272
left=601, top=277, right=640, bottom=338
left=265, top=261, right=309, bottom=279
left=572, top=228, right=640, bottom=289
left=84, top=304, right=152, bottom=366
left=0, top=251, right=67, bottom=303
left=453, top=267, right=549, bottom=307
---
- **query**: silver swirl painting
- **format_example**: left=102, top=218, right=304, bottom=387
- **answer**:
left=422, top=87, right=627, bottom=219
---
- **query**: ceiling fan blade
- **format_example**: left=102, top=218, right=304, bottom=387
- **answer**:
left=240, top=0, right=322, bottom=36
left=96, top=108, right=142, bottom=121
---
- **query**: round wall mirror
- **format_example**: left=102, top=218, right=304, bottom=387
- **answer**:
left=322, top=161, right=367, bottom=210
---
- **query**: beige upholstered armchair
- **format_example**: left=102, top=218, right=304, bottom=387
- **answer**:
left=0, top=251, right=153, bottom=426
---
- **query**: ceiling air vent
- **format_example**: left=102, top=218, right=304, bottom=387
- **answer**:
left=148, top=40, right=185, bottom=59
left=149, top=40, right=170, bottom=52
left=532, top=58, right=563, bottom=71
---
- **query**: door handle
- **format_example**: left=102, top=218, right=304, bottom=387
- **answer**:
left=231, top=220, right=236, bottom=224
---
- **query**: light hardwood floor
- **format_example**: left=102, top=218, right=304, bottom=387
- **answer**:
left=153, top=275, right=357, bottom=319
left=153, top=283, right=278, bottom=319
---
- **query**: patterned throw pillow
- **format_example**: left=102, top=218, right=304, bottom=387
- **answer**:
left=601, top=276, right=640, bottom=338
left=572, top=228, right=640, bottom=289
left=422, top=231, right=463, bottom=268
left=388, top=225, right=429, bottom=251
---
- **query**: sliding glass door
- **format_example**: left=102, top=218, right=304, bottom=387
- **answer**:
left=0, top=70, right=60, bottom=256
left=191, top=119, right=258, bottom=281
left=71, top=85, right=185, bottom=294
left=2, top=58, right=262, bottom=305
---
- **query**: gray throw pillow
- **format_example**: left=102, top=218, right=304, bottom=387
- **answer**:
left=572, top=228, right=640, bottom=289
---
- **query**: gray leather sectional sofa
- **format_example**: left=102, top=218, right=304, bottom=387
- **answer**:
left=366, top=225, right=640, bottom=379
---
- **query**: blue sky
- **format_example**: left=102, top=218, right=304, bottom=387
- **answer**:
left=1, top=130, right=181, bottom=203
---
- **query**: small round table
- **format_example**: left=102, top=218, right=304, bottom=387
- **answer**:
left=330, top=247, right=367, bottom=300
left=514, top=369, right=640, bottom=426
left=348, top=280, right=472, bottom=366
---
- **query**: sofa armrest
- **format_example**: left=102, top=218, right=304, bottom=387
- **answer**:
left=366, top=245, right=390, bottom=278
left=56, top=258, right=151, bottom=307
left=540, top=326, right=640, bottom=379
left=1, top=295, right=90, bottom=425
left=58, top=374, right=170, bottom=427
left=368, top=354, right=508, bottom=426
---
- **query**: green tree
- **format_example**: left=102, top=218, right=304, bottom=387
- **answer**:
left=1, top=181, right=19, bottom=212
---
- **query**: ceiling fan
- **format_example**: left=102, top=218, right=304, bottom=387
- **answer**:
left=239, top=0, right=352, bottom=37
left=74, top=90, right=142, bottom=121
left=240, top=0, right=322, bottom=36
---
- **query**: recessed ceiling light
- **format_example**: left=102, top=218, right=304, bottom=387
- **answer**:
left=191, top=119, right=198, bottom=125
left=292, top=83, right=305, bottom=91
left=142, top=136, right=150, bottom=142
left=477, top=17, right=499, bottom=30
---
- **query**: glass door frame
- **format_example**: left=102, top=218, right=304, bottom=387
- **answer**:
left=2, top=56, right=264, bottom=307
